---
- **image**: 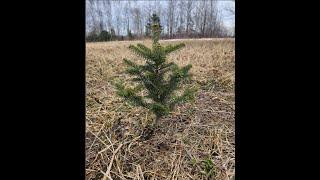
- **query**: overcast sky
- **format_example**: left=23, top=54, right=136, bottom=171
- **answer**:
left=218, top=0, right=235, bottom=29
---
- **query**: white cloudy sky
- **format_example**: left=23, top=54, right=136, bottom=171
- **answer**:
left=218, top=0, right=235, bottom=29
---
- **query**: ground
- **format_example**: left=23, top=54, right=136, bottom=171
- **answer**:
left=86, top=38, right=235, bottom=180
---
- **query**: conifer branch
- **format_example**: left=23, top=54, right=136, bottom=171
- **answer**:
left=128, top=45, right=153, bottom=61
left=164, top=43, right=186, bottom=55
left=169, top=87, right=197, bottom=110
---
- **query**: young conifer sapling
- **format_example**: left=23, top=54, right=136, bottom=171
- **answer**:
left=115, top=16, right=196, bottom=131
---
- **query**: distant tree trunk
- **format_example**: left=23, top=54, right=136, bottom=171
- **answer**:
left=167, top=0, right=176, bottom=38
left=186, top=0, right=193, bottom=35
left=202, top=9, right=207, bottom=37
left=98, top=10, right=104, bottom=31
left=176, top=1, right=185, bottom=37
left=123, top=1, right=131, bottom=37
left=132, top=8, right=142, bottom=37
left=114, top=1, right=121, bottom=36
left=168, top=1, right=172, bottom=38
left=102, top=0, right=112, bottom=31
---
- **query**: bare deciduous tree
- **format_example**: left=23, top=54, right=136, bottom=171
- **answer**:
left=114, top=1, right=122, bottom=35
left=101, top=0, right=112, bottom=31
left=167, top=0, right=176, bottom=38
left=121, top=1, right=132, bottom=37
left=207, top=0, right=219, bottom=37
left=185, top=0, right=194, bottom=35
left=86, top=0, right=100, bottom=34
left=85, top=0, right=233, bottom=39
left=131, top=7, right=143, bottom=36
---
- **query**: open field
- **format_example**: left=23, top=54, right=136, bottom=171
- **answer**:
left=86, top=38, right=235, bottom=180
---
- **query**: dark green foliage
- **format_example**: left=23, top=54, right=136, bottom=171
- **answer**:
left=115, top=16, right=196, bottom=123
left=86, top=30, right=116, bottom=42
left=128, top=29, right=134, bottom=40
left=146, top=13, right=162, bottom=37
left=98, top=30, right=111, bottom=41
left=110, top=28, right=116, bottom=40
left=86, top=32, right=99, bottom=42
left=201, top=158, right=216, bottom=178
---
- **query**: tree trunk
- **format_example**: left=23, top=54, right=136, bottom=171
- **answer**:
left=202, top=10, right=207, bottom=37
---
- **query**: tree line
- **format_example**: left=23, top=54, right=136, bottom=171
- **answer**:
left=86, top=0, right=235, bottom=42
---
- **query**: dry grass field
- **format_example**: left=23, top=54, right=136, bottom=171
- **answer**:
left=86, top=38, right=235, bottom=180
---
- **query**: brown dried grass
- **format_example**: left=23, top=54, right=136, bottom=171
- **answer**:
left=86, top=38, right=235, bottom=180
